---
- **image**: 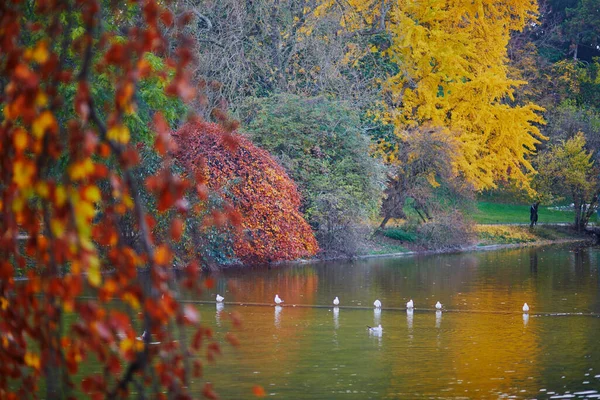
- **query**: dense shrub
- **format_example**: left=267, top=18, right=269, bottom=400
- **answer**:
left=417, top=212, right=474, bottom=250
left=241, top=94, right=384, bottom=257
left=173, top=120, right=319, bottom=264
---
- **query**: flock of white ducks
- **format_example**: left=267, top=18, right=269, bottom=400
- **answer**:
left=214, top=294, right=531, bottom=335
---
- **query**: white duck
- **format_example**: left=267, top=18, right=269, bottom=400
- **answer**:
left=522, top=303, right=529, bottom=313
left=435, top=301, right=442, bottom=310
left=333, top=297, right=340, bottom=306
left=406, top=299, right=414, bottom=309
left=373, top=299, right=382, bottom=308
left=274, top=294, right=284, bottom=305
left=216, top=294, right=224, bottom=303
left=367, top=324, right=383, bottom=334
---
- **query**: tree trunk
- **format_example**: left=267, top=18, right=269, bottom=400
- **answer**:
left=574, top=196, right=583, bottom=232
left=379, top=214, right=391, bottom=229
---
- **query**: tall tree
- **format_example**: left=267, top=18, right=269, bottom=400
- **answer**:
left=317, top=0, right=546, bottom=191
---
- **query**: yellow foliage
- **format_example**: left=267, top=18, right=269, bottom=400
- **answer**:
left=475, top=225, right=537, bottom=244
left=87, top=255, right=101, bottom=287
left=13, top=128, right=28, bottom=152
left=32, top=111, right=55, bottom=139
left=13, top=159, right=36, bottom=188
left=316, top=0, right=546, bottom=191
left=24, top=352, right=41, bottom=370
left=107, top=124, right=130, bottom=144
left=68, top=158, right=95, bottom=181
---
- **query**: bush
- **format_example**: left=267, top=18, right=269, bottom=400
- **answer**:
left=173, top=121, right=319, bottom=264
left=241, top=94, right=384, bottom=256
left=417, top=212, right=474, bottom=250
left=382, top=228, right=418, bottom=242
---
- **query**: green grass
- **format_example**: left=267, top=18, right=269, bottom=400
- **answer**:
left=472, top=201, right=597, bottom=224
left=367, top=243, right=410, bottom=255
left=381, top=228, right=418, bottom=242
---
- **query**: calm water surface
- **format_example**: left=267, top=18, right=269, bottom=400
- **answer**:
left=187, top=244, right=600, bottom=399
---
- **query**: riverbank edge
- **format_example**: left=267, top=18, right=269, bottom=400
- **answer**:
left=285, top=236, right=596, bottom=266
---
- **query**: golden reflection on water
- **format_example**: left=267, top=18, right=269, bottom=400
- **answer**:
left=196, top=245, right=600, bottom=398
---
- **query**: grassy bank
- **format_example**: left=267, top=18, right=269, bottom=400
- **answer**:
left=362, top=224, right=590, bottom=256
left=472, top=201, right=598, bottom=224
left=474, top=224, right=583, bottom=246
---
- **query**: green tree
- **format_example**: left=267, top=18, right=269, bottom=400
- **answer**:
left=242, top=94, right=384, bottom=256
left=534, top=132, right=599, bottom=231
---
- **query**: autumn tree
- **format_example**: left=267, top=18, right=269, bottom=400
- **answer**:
left=534, top=132, right=599, bottom=231
left=0, top=0, right=247, bottom=398
left=314, top=0, right=546, bottom=192
left=377, top=125, right=472, bottom=229
left=173, top=120, right=319, bottom=264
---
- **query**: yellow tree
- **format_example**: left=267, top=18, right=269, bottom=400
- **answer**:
left=534, top=132, right=599, bottom=231
left=315, top=0, right=546, bottom=191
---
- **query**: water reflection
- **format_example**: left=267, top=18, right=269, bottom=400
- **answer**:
left=333, top=306, right=339, bottom=329
left=215, top=302, right=225, bottom=326
left=529, top=248, right=538, bottom=275
left=164, top=244, right=600, bottom=398
left=373, top=308, right=381, bottom=325
left=274, top=305, right=282, bottom=328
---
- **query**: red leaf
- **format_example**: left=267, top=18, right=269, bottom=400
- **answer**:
left=170, top=218, right=184, bottom=241
left=183, top=305, right=199, bottom=325
left=203, top=277, right=215, bottom=290
left=202, top=383, right=218, bottom=400
left=252, top=386, right=266, bottom=397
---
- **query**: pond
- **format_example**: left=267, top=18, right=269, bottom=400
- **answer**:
left=189, top=243, right=600, bottom=399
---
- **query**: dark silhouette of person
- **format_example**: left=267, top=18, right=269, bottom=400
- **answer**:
left=530, top=201, right=540, bottom=227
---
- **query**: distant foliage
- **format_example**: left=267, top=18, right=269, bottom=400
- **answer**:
left=173, top=121, right=319, bottom=263
left=242, top=94, right=384, bottom=257
left=417, top=212, right=474, bottom=250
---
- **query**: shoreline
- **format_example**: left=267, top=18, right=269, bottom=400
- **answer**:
left=286, top=236, right=596, bottom=266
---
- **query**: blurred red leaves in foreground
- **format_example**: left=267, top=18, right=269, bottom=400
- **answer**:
left=0, top=0, right=243, bottom=398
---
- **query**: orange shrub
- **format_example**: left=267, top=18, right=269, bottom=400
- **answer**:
left=173, top=121, right=318, bottom=263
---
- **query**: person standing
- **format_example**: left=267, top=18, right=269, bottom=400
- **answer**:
left=530, top=201, right=540, bottom=227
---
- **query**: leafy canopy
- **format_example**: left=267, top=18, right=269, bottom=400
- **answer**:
left=316, top=0, right=547, bottom=191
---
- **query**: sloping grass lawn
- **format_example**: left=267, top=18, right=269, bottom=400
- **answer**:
left=472, top=201, right=597, bottom=224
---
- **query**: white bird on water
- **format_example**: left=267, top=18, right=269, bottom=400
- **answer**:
left=274, top=294, right=284, bottom=305
left=216, top=294, right=224, bottom=303
left=367, top=324, right=383, bottom=334
left=333, top=297, right=340, bottom=306
left=406, top=299, right=414, bottom=309
left=435, top=301, right=442, bottom=310
left=373, top=299, right=382, bottom=308
left=522, top=303, right=529, bottom=313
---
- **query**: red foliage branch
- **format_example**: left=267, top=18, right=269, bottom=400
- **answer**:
left=173, top=121, right=319, bottom=264
left=0, top=0, right=238, bottom=398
